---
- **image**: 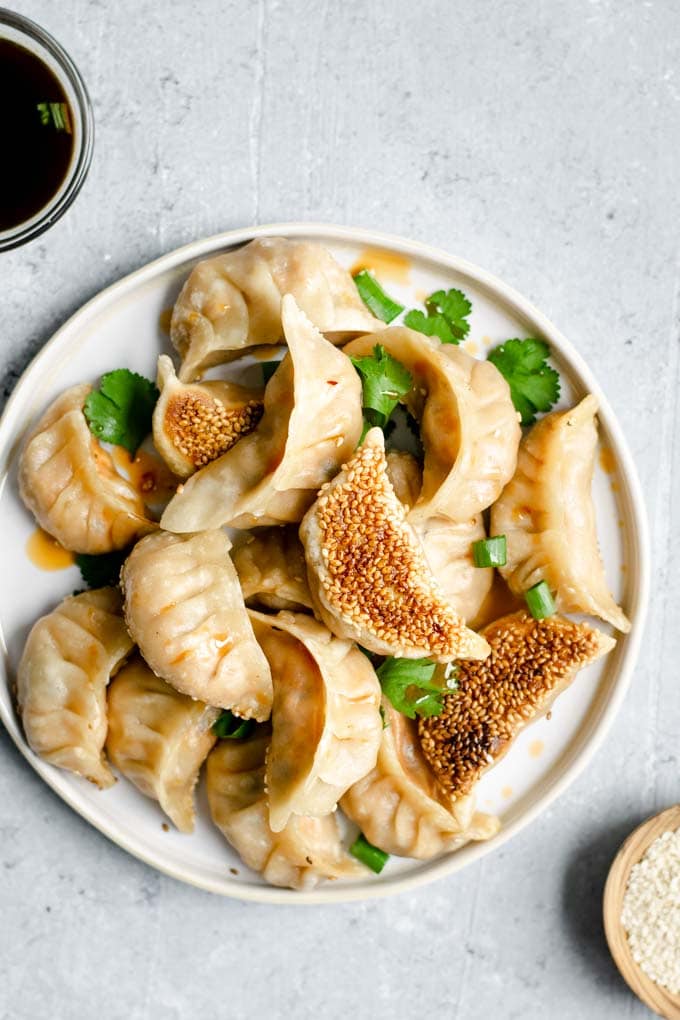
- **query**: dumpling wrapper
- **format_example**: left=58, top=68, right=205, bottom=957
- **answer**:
left=152, top=354, right=263, bottom=478
left=18, top=384, right=156, bottom=553
left=248, top=610, right=382, bottom=833
left=17, top=587, right=133, bottom=788
left=344, top=329, right=521, bottom=523
left=107, top=656, right=220, bottom=832
left=122, top=530, right=272, bottom=718
left=386, top=451, right=492, bottom=627
left=161, top=295, right=363, bottom=532
left=231, top=526, right=313, bottom=612
left=171, top=237, right=379, bottom=381
left=207, top=727, right=364, bottom=890
left=342, top=701, right=499, bottom=859
left=299, top=428, right=490, bottom=662
left=491, top=395, right=631, bottom=632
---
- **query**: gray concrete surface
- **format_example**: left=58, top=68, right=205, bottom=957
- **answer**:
left=1, top=1, right=679, bottom=1017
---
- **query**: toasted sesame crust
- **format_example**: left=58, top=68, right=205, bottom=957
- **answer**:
left=299, top=428, right=490, bottom=662
left=164, top=389, right=263, bottom=468
left=418, top=611, right=615, bottom=797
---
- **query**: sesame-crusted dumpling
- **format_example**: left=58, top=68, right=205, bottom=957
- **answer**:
left=232, top=527, right=313, bottom=612
left=299, top=428, right=490, bottom=662
left=121, top=530, right=272, bottom=719
left=386, top=451, right=492, bottom=627
left=207, top=727, right=364, bottom=890
left=342, top=701, right=499, bottom=859
left=171, top=237, right=379, bottom=381
left=344, top=329, right=520, bottom=523
left=161, top=295, right=363, bottom=532
left=248, top=610, right=382, bottom=833
left=18, top=384, right=157, bottom=554
left=107, top=656, right=220, bottom=832
left=491, top=395, right=631, bottom=632
left=418, top=611, right=616, bottom=798
left=152, top=355, right=263, bottom=479
left=17, top=588, right=133, bottom=788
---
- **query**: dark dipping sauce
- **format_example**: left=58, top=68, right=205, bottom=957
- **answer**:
left=0, top=39, right=74, bottom=231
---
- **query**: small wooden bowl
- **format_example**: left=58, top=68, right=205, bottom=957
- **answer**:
left=604, top=806, right=680, bottom=1019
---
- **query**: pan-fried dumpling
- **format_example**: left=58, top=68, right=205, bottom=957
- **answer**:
left=386, top=451, right=492, bottom=626
left=248, top=611, right=382, bottom=832
left=161, top=295, right=363, bottom=532
left=419, top=611, right=616, bottom=798
left=107, top=656, right=220, bottom=832
left=17, top=588, right=133, bottom=788
left=207, top=728, right=363, bottom=889
left=121, top=530, right=272, bottom=718
left=152, top=355, right=263, bottom=478
left=18, top=384, right=157, bottom=553
left=344, top=330, right=520, bottom=523
left=490, top=395, right=630, bottom=632
left=171, top=237, right=378, bottom=380
left=299, top=428, right=490, bottom=662
left=342, top=701, right=499, bottom=859
left=232, top=527, right=313, bottom=611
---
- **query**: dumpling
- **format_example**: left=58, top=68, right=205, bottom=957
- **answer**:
left=248, top=610, right=382, bottom=832
left=18, top=384, right=157, bottom=553
left=299, top=428, right=490, bottom=662
left=161, top=295, right=363, bottom=532
left=418, top=611, right=616, bottom=798
left=17, top=588, right=133, bottom=788
left=171, top=237, right=378, bottom=380
left=386, top=451, right=492, bottom=626
left=342, top=701, right=499, bottom=859
left=152, top=354, right=263, bottom=478
left=344, top=329, right=520, bottom=523
left=231, top=527, right=313, bottom=612
left=121, top=530, right=272, bottom=718
left=490, top=395, right=631, bottom=632
left=107, top=656, right=220, bottom=832
left=207, top=728, right=363, bottom=889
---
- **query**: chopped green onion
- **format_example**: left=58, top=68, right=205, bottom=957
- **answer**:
left=37, top=101, right=71, bottom=133
left=212, top=710, right=255, bottom=740
left=349, top=833, right=389, bottom=874
left=525, top=580, right=556, bottom=620
left=261, top=360, right=280, bottom=384
left=353, top=270, right=404, bottom=323
left=472, top=535, right=507, bottom=568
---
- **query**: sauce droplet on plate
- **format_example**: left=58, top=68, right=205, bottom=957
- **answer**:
left=501, top=785, right=513, bottom=799
left=350, top=247, right=411, bottom=284
left=26, top=528, right=75, bottom=571
left=158, top=308, right=173, bottom=334
left=599, top=445, right=616, bottom=474
left=529, top=739, right=544, bottom=758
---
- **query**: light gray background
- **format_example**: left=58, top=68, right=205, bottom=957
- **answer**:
left=1, top=1, right=677, bottom=1018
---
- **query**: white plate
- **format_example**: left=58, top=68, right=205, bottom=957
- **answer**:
left=0, top=224, right=649, bottom=904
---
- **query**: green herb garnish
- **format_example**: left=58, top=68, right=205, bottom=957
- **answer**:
left=472, top=536, right=507, bottom=568
left=349, top=832, right=389, bottom=874
left=525, top=580, right=556, bottom=620
left=212, top=711, right=255, bottom=740
left=487, top=339, right=560, bottom=426
left=377, top=656, right=451, bottom=719
left=404, top=287, right=472, bottom=345
left=353, top=270, right=404, bottom=323
left=75, top=550, right=128, bottom=589
left=37, top=101, right=71, bottom=133
left=83, top=369, right=159, bottom=455
left=350, top=344, right=413, bottom=432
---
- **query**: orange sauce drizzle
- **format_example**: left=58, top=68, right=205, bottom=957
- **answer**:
left=26, top=528, right=75, bottom=571
left=599, top=445, right=616, bottom=474
left=350, top=247, right=411, bottom=284
left=158, top=308, right=173, bottom=334
left=529, top=739, right=544, bottom=759
left=464, top=339, right=480, bottom=356
left=110, top=447, right=177, bottom=504
left=501, top=786, right=513, bottom=799
left=474, top=574, right=524, bottom=629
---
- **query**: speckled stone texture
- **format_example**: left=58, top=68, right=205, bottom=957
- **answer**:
left=1, top=1, right=678, bottom=1017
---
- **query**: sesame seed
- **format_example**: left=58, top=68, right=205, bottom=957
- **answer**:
left=163, top=391, right=263, bottom=468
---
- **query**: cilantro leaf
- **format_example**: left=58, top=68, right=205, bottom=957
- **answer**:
left=403, top=309, right=456, bottom=344
left=75, top=550, right=128, bottom=589
left=487, top=338, right=561, bottom=426
left=377, top=657, right=450, bottom=719
left=425, top=288, right=471, bottom=340
left=350, top=344, right=413, bottom=430
left=353, top=270, right=404, bottom=323
left=84, top=369, right=159, bottom=454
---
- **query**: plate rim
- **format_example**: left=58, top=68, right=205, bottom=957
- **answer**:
left=0, top=221, right=651, bottom=905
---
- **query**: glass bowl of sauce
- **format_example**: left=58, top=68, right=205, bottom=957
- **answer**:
left=0, top=8, right=94, bottom=251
